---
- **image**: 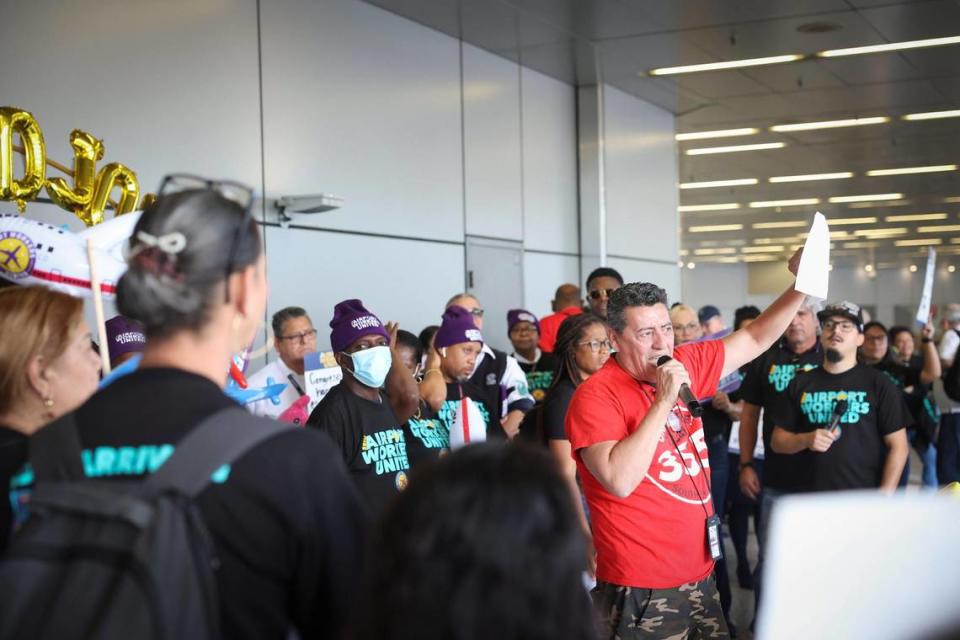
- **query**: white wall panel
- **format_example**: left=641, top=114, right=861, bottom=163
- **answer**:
left=607, top=257, right=682, bottom=305
left=521, top=68, right=578, bottom=254
left=523, top=252, right=580, bottom=319
left=0, top=0, right=262, bottom=193
left=462, top=43, right=523, bottom=241
left=681, top=263, right=749, bottom=327
left=260, top=0, right=464, bottom=242
left=603, top=85, right=679, bottom=263
left=264, top=226, right=464, bottom=353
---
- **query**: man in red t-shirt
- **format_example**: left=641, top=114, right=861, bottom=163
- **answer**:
left=538, top=284, right=583, bottom=353
left=566, top=253, right=804, bottom=639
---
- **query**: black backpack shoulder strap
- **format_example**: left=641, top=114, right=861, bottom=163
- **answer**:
left=494, top=349, right=509, bottom=382
left=29, top=412, right=86, bottom=483
left=145, top=407, right=296, bottom=498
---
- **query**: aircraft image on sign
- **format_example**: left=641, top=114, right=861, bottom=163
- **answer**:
left=0, top=212, right=141, bottom=297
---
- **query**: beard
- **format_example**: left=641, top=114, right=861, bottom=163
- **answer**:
left=825, top=348, right=843, bottom=364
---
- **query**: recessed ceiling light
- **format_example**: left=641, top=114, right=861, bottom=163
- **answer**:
left=749, top=198, right=820, bottom=208
left=818, top=35, right=960, bottom=58
left=895, top=238, right=943, bottom=247
left=768, top=172, right=853, bottom=183
left=680, top=178, right=759, bottom=189
left=675, top=128, right=759, bottom=141
left=864, top=264, right=875, bottom=272
left=742, top=254, right=781, bottom=262
left=918, top=225, right=960, bottom=233
left=688, top=224, right=744, bottom=232
left=829, top=217, right=878, bottom=225
left=866, top=165, right=957, bottom=176
left=946, top=197, right=960, bottom=204
left=687, top=262, right=697, bottom=269
left=950, top=265, right=957, bottom=273
left=854, top=227, right=909, bottom=237
left=678, top=203, right=741, bottom=212
left=909, top=264, right=918, bottom=273
left=886, top=213, right=948, bottom=222
left=844, top=241, right=879, bottom=249
left=686, top=142, right=786, bottom=155
left=743, top=245, right=785, bottom=253
left=828, top=193, right=903, bottom=203
left=770, top=117, right=888, bottom=132
left=752, top=220, right=808, bottom=229
left=694, top=248, right=738, bottom=255
left=649, top=54, right=804, bottom=76
left=903, top=109, right=960, bottom=121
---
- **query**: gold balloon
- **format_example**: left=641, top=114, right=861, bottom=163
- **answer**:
left=0, top=107, right=46, bottom=212
left=137, top=192, right=157, bottom=210
left=85, top=163, right=140, bottom=226
left=45, top=129, right=104, bottom=214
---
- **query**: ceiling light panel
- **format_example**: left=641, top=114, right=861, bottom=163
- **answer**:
left=686, top=142, right=785, bottom=156
left=828, top=193, right=903, bottom=203
left=678, top=203, right=741, bottom=212
left=819, top=35, right=960, bottom=58
left=918, top=225, right=960, bottom=233
left=903, top=110, right=960, bottom=121
left=768, top=172, right=853, bottom=183
left=752, top=221, right=808, bottom=229
left=688, top=224, right=744, bottom=232
left=866, top=165, right=957, bottom=177
left=675, top=128, right=759, bottom=141
left=829, top=217, right=878, bottom=226
left=749, top=198, right=820, bottom=208
left=649, top=54, right=804, bottom=76
left=680, top=178, right=758, bottom=189
left=770, top=117, right=888, bottom=132
left=885, top=213, right=948, bottom=222
left=895, top=238, right=943, bottom=247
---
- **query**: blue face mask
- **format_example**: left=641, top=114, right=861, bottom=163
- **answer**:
left=344, top=345, right=392, bottom=388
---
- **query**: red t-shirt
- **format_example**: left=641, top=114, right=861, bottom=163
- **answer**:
left=538, top=306, right=584, bottom=353
left=565, top=340, right=724, bottom=588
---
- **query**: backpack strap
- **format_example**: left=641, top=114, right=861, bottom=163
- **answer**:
left=145, top=407, right=296, bottom=498
left=29, top=412, right=86, bottom=483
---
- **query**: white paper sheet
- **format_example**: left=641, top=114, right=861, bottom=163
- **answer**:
left=794, top=212, right=830, bottom=299
left=757, top=493, right=960, bottom=640
left=916, top=246, right=937, bottom=326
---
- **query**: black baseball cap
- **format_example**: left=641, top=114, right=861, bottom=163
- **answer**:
left=817, top=300, right=864, bottom=333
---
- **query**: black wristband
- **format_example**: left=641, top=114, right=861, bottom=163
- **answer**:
left=739, top=461, right=754, bottom=471
left=922, top=337, right=932, bottom=344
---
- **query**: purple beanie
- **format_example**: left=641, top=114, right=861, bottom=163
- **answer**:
left=329, top=299, right=390, bottom=353
left=507, top=308, right=539, bottom=333
left=105, top=315, right=146, bottom=363
left=435, top=305, right=484, bottom=349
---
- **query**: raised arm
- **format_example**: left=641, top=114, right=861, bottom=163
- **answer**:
left=722, top=250, right=805, bottom=377
left=919, top=321, right=941, bottom=384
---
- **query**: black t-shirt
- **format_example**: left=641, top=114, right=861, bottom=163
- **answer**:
left=307, top=382, right=414, bottom=515
left=517, top=352, right=557, bottom=405
left=0, top=426, right=28, bottom=552
left=10, top=368, right=367, bottom=640
left=739, top=340, right=821, bottom=492
left=771, top=363, right=911, bottom=492
left=542, top=377, right=577, bottom=441
left=872, top=357, right=939, bottom=440
left=405, top=401, right=448, bottom=464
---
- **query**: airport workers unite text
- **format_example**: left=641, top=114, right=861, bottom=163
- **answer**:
left=0, top=106, right=155, bottom=226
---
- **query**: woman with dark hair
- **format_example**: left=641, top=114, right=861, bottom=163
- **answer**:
left=0, top=286, right=101, bottom=551
left=357, top=441, right=597, bottom=640
left=58, top=177, right=367, bottom=639
left=541, top=313, right=611, bottom=571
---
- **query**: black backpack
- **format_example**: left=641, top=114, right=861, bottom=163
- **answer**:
left=0, top=407, right=294, bottom=640
left=942, top=329, right=960, bottom=402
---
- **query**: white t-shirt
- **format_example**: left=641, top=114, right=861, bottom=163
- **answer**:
left=938, top=329, right=960, bottom=413
left=245, top=358, right=305, bottom=419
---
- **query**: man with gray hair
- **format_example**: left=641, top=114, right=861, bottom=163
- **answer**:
left=937, top=303, right=960, bottom=484
left=736, top=295, right=822, bottom=622
left=566, top=252, right=804, bottom=639
left=247, top=306, right=317, bottom=418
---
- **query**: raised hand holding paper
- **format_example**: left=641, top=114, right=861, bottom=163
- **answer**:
left=794, top=212, right=830, bottom=299
left=916, top=247, right=936, bottom=327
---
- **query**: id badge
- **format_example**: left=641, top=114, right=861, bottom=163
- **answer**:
left=706, top=514, right=723, bottom=561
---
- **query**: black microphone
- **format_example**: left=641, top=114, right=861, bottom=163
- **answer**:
left=827, top=396, right=848, bottom=434
left=656, top=355, right=703, bottom=418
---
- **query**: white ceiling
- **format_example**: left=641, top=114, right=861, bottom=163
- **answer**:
left=366, top=0, right=960, bottom=267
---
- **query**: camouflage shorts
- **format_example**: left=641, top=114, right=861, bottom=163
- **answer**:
left=592, top=574, right=729, bottom=640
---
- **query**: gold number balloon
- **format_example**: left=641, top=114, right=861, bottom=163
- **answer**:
left=0, top=107, right=46, bottom=212
left=46, top=129, right=104, bottom=214
left=85, top=163, right=140, bottom=226
left=137, top=192, right=157, bottom=210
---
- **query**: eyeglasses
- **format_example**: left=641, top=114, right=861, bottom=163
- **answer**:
left=674, top=321, right=700, bottom=333
left=277, top=329, right=318, bottom=344
left=468, top=308, right=484, bottom=318
left=589, top=288, right=616, bottom=300
left=510, top=325, right=537, bottom=335
left=577, top=339, right=612, bottom=353
left=822, top=320, right=857, bottom=334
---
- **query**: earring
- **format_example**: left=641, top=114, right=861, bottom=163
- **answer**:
left=43, top=397, right=54, bottom=408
